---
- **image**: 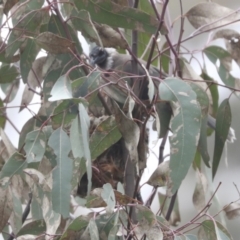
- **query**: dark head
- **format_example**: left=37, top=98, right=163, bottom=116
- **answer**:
left=89, top=46, right=109, bottom=68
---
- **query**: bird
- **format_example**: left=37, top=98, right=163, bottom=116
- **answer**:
left=89, top=46, right=167, bottom=104
left=89, top=46, right=162, bottom=77
left=89, top=46, right=236, bottom=142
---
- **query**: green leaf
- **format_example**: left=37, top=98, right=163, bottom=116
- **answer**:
left=201, top=71, right=219, bottom=116
left=71, top=72, right=100, bottom=99
left=11, top=194, right=22, bottom=233
left=70, top=9, right=101, bottom=45
left=159, top=78, right=202, bottom=194
left=71, top=76, right=89, bottom=98
left=135, top=205, right=156, bottom=225
left=185, top=235, right=198, bottom=240
left=17, top=220, right=46, bottom=237
left=204, top=46, right=235, bottom=88
left=108, top=225, right=120, bottom=240
left=90, top=116, right=121, bottom=160
left=0, top=186, right=12, bottom=233
left=212, top=99, right=231, bottom=179
left=49, top=74, right=73, bottom=101
left=101, top=183, right=116, bottom=214
left=0, top=128, right=15, bottom=156
left=198, top=220, right=233, bottom=240
left=88, top=219, right=99, bottom=240
left=155, top=102, right=172, bottom=138
left=70, top=104, right=92, bottom=194
left=24, top=130, right=46, bottom=163
left=189, top=83, right=210, bottom=167
left=35, top=32, right=75, bottom=54
left=95, top=212, right=119, bottom=238
left=1, top=79, right=20, bottom=103
left=10, top=0, right=45, bottom=25
left=0, top=152, right=26, bottom=179
left=135, top=1, right=157, bottom=62
left=60, top=215, right=90, bottom=240
left=18, top=115, right=47, bottom=150
left=70, top=105, right=91, bottom=161
left=3, top=0, right=20, bottom=14
left=48, top=128, right=73, bottom=218
left=43, top=53, right=84, bottom=106
left=158, top=192, right=180, bottom=226
left=160, top=42, right=171, bottom=73
left=31, top=197, right=43, bottom=220
left=85, top=191, right=106, bottom=208
left=47, top=14, right=82, bottom=54
left=51, top=98, right=87, bottom=129
left=20, top=38, right=40, bottom=83
left=0, top=64, right=19, bottom=84
left=113, top=101, right=140, bottom=165
left=0, top=99, right=6, bottom=128
left=6, top=9, right=45, bottom=57
left=204, top=46, right=230, bottom=61
left=74, top=0, right=167, bottom=34
left=134, top=205, right=162, bottom=238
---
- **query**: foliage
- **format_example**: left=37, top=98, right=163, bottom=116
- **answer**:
left=0, top=0, right=239, bottom=239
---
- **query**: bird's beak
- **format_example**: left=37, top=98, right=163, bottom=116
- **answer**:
left=90, top=57, right=96, bottom=66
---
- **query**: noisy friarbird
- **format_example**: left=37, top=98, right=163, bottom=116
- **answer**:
left=89, top=46, right=236, bottom=142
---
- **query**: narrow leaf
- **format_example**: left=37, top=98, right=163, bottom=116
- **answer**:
left=159, top=78, right=201, bottom=194
left=52, top=99, right=86, bottom=129
left=60, top=215, right=91, bottom=240
left=3, top=0, right=19, bottom=14
left=95, top=212, right=120, bottom=239
left=0, top=128, right=16, bottom=155
left=101, top=183, right=116, bottom=214
left=89, top=219, right=99, bottom=240
left=198, top=220, right=233, bottom=240
left=90, top=116, right=121, bottom=160
left=70, top=103, right=92, bottom=194
left=0, top=186, right=12, bottom=232
left=0, top=152, right=26, bottom=179
left=24, top=130, right=46, bottom=163
left=224, top=203, right=240, bottom=220
left=113, top=102, right=140, bottom=165
left=20, top=39, right=40, bottom=83
left=49, top=74, right=73, bottom=101
left=74, top=0, right=167, bottom=34
left=0, top=64, right=19, bottom=84
left=186, top=2, right=240, bottom=32
left=48, top=128, right=73, bottom=218
left=16, top=220, right=46, bottom=237
left=204, top=46, right=235, bottom=88
left=192, top=170, right=208, bottom=212
left=35, top=32, right=75, bottom=54
left=155, top=102, right=172, bottom=138
left=189, top=83, right=210, bottom=167
left=212, top=99, right=232, bottom=179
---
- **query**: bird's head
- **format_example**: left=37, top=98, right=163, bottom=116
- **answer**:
left=89, top=46, right=109, bottom=68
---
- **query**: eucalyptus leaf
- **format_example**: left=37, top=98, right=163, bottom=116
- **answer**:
left=48, top=128, right=73, bottom=218
left=0, top=152, right=26, bottom=179
left=101, top=183, right=116, bottom=214
left=24, top=130, right=46, bottom=163
left=74, top=0, right=167, bottom=34
left=159, top=78, right=202, bottom=194
left=212, top=99, right=232, bottom=179
left=49, top=74, right=73, bottom=101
